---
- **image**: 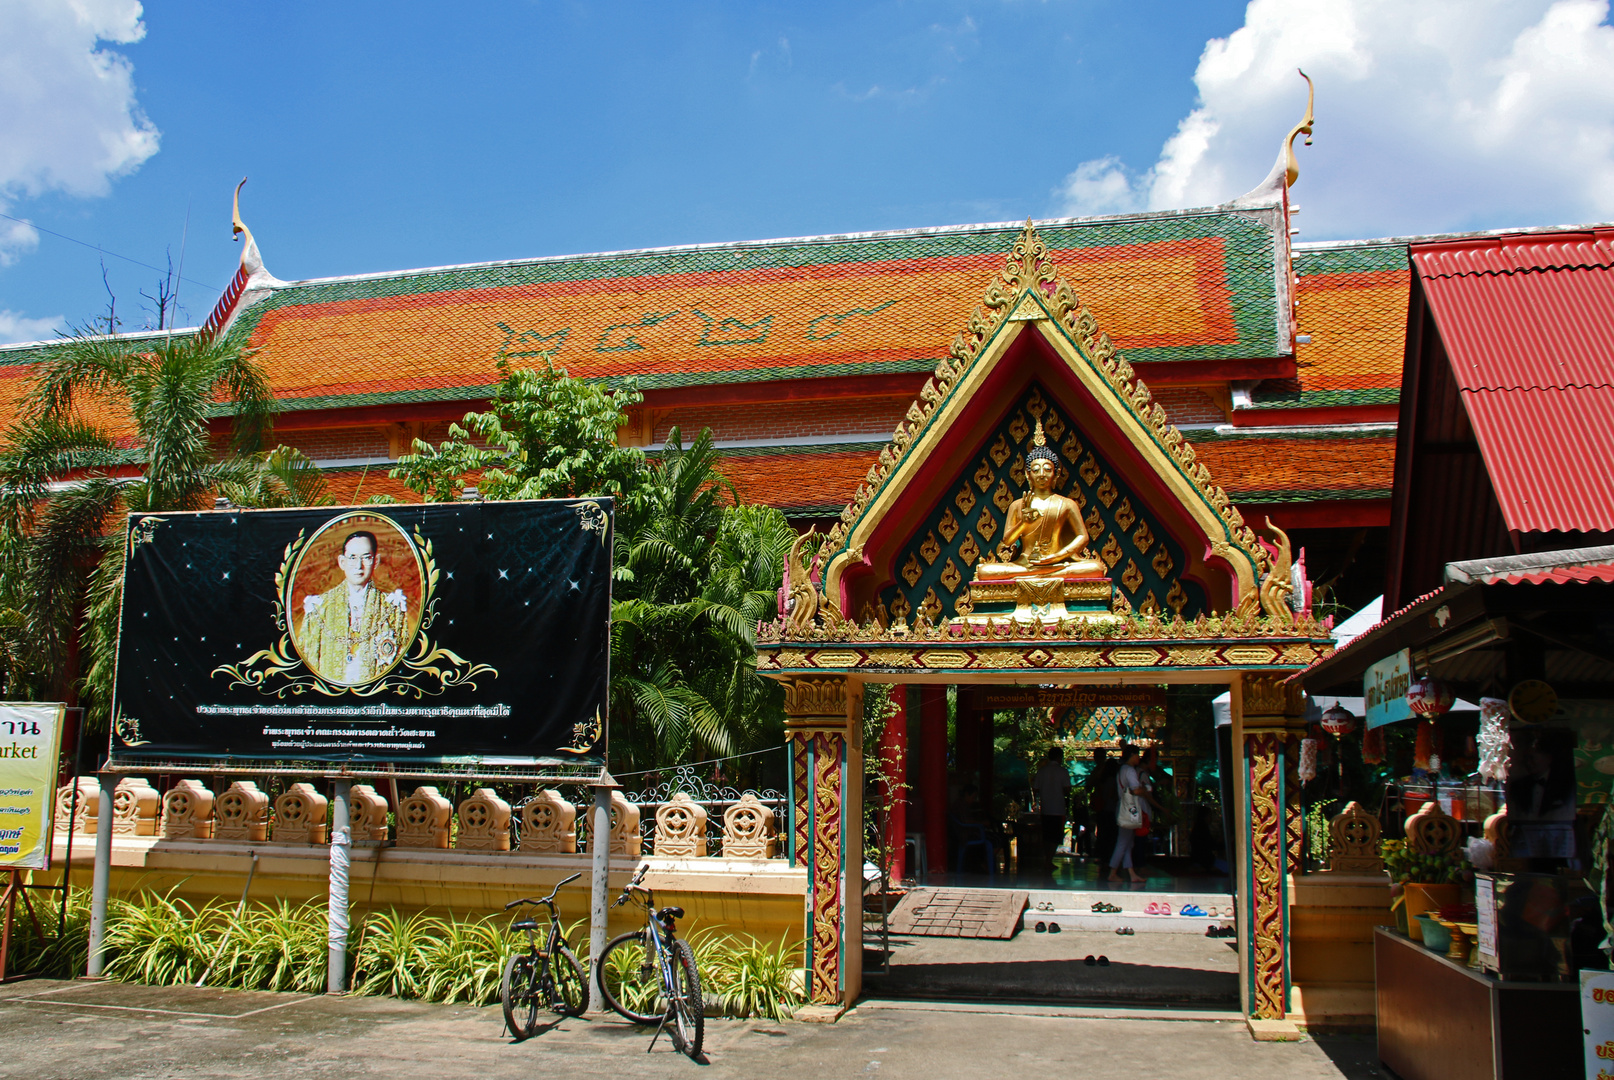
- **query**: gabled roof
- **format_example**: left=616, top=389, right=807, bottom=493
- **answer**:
left=209, top=207, right=1289, bottom=412
left=1411, top=227, right=1614, bottom=533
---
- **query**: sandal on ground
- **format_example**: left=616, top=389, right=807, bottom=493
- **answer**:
left=1035, top=921, right=1047, bottom=933
left=1143, top=902, right=1159, bottom=915
left=1048, top=922, right=1061, bottom=934
left=1084, top=954, right=1096, bottom=966
left=1180, top=904, right=1205, bottom=917
left=1097, top=955, right=1110, bottom=966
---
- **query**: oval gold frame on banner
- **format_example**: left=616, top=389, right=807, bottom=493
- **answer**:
left=285, top=511, right=428, bottom=687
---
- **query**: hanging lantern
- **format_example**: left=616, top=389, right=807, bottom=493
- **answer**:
left=1362, top=724, right=1386, bottom=765
left=1413, top=720, right=1442, bottom=771
left=1407, top=676, right=1453, bottom=718
left=1298, top=737, right=1320, bottom=782
left=1320, top=703, right=1357, bottom=736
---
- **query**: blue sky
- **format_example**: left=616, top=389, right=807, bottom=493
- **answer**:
left=3, top=0, right=1612, bottom=341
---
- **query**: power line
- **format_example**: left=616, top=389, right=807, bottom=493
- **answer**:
left=0, top=211, right=222, bottom=295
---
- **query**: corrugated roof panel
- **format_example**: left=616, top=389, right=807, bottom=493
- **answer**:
left=1462, top=386, right=1614, bottom=532
left=1489, top=563, right=1614, bottom=585
left=1421, top=266, right=1614, bottom=390
left=1413, top=230, right=1614, bottom=534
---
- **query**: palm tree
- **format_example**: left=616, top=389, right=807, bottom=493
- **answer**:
left=0, top=326, right=312, bottom=726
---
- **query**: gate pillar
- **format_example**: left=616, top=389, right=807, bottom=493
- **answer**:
left=784, top=676, right=863, bottom=1010
left=1231, top=673, right=1305, bottom=1033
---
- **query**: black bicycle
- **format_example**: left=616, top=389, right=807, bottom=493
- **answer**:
left=595, top=864, right=704, bottom=1059
left=500, top=872, right=588, bottom=1040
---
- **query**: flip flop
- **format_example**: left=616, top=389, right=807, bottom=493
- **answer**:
left=1180, top=904, right=1205, bottom=917
left=1158, top=902, right=1172, bottom=916
left=1143, top=902, right=1160, bottom=915
left=1035, top=921, right=1047, bottom=933
left=1084, top=955, right=1096, bottom=966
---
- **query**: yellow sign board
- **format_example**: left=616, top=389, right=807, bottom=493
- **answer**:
left=0, top=702, right=66, bottom=871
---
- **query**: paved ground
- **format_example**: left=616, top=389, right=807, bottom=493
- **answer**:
left=0, top=978, right=1388, bottom=1080
left=866, top=924, right=1240, bottom=1005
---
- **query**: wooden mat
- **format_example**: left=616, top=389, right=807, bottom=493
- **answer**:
left=886, top=888, right=1028, bottom=939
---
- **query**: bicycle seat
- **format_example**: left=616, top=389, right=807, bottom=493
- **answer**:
left=658, top=906, right=685, bottom=921
left=512, top=919, right=539, bottom=932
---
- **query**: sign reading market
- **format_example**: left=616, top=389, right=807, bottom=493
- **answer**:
left=111, top=499, right=612, bottom=765
left=0, top=702, right=66, bottom=871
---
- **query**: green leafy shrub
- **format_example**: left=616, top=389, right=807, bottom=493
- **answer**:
left=691, top=930, right=803, bottom=1020
left=1382, top=838, right=1464, bottom=884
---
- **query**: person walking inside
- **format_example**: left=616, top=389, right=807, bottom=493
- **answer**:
left=1090, top=749, right=1118, bottom=866
left=1033, top=746, right=1073, bottom=880
left=1109, top=744, right=1147, bottom=883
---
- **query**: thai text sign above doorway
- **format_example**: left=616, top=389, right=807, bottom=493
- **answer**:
left=0, top=702, right=66, bottom=870
left=111, top=500, right=611, bottom=765
left=969, top=686, right=1167, bottom=710
left=1364, top=648, right=1413, bottom=730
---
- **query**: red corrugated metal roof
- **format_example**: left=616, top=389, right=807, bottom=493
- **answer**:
left=1411, top=229, right=1614, bottom=533
left=1481, top=561, right=1614, bottom=585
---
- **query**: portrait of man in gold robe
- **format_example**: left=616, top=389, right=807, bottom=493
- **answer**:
left=296, top=530, right=412, bottom=686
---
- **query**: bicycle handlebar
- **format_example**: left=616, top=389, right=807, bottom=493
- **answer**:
left=611, top=863, right=651, bottom=908
left=504, top=871, right=584, bottom=911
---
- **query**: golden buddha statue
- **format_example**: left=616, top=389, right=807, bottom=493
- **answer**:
left=976, top=420, right=1105, bottom=580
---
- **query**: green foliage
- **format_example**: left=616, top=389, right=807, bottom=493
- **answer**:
left=692, top=930, right=805, bottom=1020
left=390, top=355, right=646, bottom=503
left=103, top=890, right=217, bottom=986
left=1381, top=838, right=1464, bottom=885
left=0, top=326, right=331, bottom=722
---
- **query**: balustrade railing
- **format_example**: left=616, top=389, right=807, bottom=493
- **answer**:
left=55, top=769, right=788, bottom=861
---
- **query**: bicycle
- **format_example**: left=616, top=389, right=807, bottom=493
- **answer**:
left=500, top=871, right=588, bottom=1040
left=594, top=863, right=705, bottom=1060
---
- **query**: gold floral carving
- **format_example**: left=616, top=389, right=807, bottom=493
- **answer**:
left=1258, top=517, right=1295, bottom=626
left=939, top=558, right=963, bottom=593
left=1025, top=387, right=1047, bottom=418
left=1247, top=733, right=1287, bottom=1020
left=901, top=552, right=923, bottom=587
left=1008, top=411, right=1030, bottom=443
left=955, top=483, right=977, bottom=516
left=958, top=533, right=981, bottom=567
left=809, top=732, right=845, bottom=1004
left=989, top=433, right=1012, bottom=468
left=1084, top=506, right=1106, bottom=540
left=1009, top=454, right=1026, bottom=489
left=1099, top=535, right=1123, bottom=569
left=1121, top=559, right=1144, bottom=594
left=1096, top=476, right=1119, bottom=508
left=1153, top=545, right=1175, bottom=578
left=992, top=479, right=1013, bottom=513
left=973, top=460, right=994, bottom=492
left=1132, top=521, right=1155, bottom=553
left=783, top=677, right=850, bottom=721
left=1138, top=591, right=1161, bottom=617
left=1078, top=453, right=1101, bottom=487
left=937, top=509, right=960, bottom=543
left=1044, top=410, right=1065, bottom=441
left=888, top=593, right=912, bottom=624
left=919, top=587, right=943, bottom=624
left=1165, top=581, right=1188, bottom=614
left=1114, top=498, right=1137, bottom=531
left=1060, top=429, right=1082, bottom=463
left=976, top=508, right=999, bottom=542
left=1243, top=672, right=1303, bottom=718
left=919, top=531, right=942, bottom=566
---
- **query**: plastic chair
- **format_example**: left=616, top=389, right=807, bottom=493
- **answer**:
left=952, top=818, right=996, bottom=877
left=903, top=833, right=928, bottom=880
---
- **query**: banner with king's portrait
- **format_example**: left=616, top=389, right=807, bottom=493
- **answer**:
left=110, top=499, right=611, bottom=765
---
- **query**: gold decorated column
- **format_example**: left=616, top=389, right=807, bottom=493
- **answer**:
left=1231, top=672, right=1304, bottom=1025
left=783, top=676, right=863, bottom=1010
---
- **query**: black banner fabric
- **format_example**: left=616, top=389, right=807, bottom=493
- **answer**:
left=111, top=499, right=611, bottom=765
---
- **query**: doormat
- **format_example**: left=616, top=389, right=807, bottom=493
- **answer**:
left=887, top=888, right=1028, bottom=939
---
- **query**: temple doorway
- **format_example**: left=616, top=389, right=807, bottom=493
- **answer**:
left=864, top=680, right=1240, bottom=1006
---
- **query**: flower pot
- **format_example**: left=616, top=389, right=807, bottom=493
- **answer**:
left=1416, top=914, right=1452, bottom=953
left=1403, top=883, right=1462, bottom=942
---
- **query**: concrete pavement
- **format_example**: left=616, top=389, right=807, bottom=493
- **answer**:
left=0, top=978, right=1386, bottom=1080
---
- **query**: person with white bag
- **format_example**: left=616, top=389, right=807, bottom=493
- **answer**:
left=1108, top=744, right=1147, bottom=883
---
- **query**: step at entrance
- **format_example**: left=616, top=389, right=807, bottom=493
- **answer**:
left=887, top=887, right=1028, bottom=939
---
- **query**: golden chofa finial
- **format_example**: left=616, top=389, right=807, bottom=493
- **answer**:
left=1283, top=70, right=1315, bottom=188
left=232, top=176, right=255, bottom=253
left=1031, top=418, right=1047, bottom=448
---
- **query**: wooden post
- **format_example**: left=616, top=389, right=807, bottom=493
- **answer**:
left=877, top=687, right=908, bottom=879
left=920, top=685, right=948, bottom=881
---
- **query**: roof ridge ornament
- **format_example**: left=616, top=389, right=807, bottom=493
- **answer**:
left=231, top=177, right=267, bottom=277
left=1231, top=70, right=1315, bottom=208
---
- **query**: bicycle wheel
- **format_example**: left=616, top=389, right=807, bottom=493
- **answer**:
left=667, top=938, right=704, bottom=1060
left=596, top=930, right=662, bottom=1025
left=500, top=953, right=541, bottom=1040
left=548, top=941, right=587, bottom=1017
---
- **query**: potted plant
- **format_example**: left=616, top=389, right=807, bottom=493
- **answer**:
left=1383, top=838, right=1466, bottom=942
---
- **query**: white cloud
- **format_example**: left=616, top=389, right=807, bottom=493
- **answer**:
left=1057, top=0, right=1614, bottom=237
left=0, top=0, right=159, bottom=261
left=0, top=310, right=65, bottom=346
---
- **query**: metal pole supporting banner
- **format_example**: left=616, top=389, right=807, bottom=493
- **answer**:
left=587, top=782, right=611, bottom=1013
left=86, top=772, right=116, bottom=977
left=327, top=779, right=352, bottom=994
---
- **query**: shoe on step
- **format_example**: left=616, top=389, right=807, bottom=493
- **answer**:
left=1035, top=921, right=1047, bottom=933
left=1048, top=922, right=1061, bottom=934
left=1084, top=955, right=1096, bottom=966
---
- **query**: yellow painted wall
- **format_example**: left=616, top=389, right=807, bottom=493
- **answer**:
left=1287, top=871, right=1390, bottom=1031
